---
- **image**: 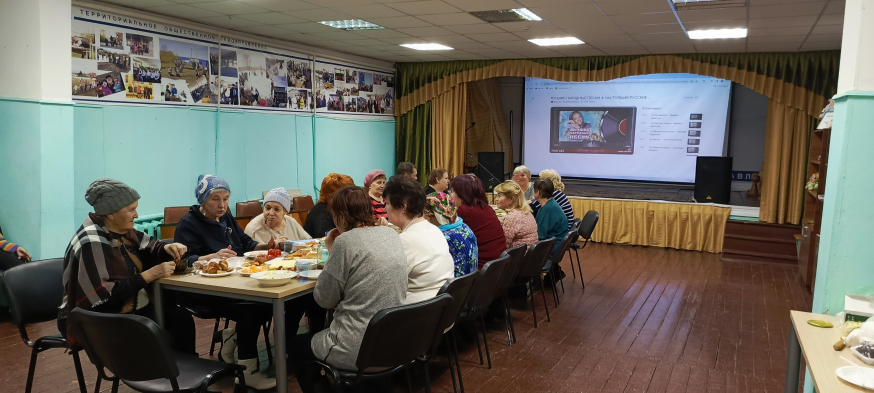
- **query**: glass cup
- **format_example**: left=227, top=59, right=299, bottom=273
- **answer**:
left=282, top=241, right=294, bottom=254
left=296, top=260, right=310, bottom=282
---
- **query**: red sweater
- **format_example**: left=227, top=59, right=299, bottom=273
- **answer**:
left=457, top=205, right=507, bottom=269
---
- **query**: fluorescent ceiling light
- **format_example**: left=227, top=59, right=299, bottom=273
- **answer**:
left=511, top=8, right=542, bottom=21
left=400, top=43, right=453, bottom=51
left=318, top=19, right=385, bottom=31
left=688, top=28, right=747, bottom=39
left=528, top=37, right=584, bottom=46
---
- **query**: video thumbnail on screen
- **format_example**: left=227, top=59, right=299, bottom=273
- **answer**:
left=549, top=107, right=636, bottom=154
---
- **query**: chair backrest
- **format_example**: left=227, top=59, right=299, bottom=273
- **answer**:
left=355, top=294, right=453, bottom=372
left=292, top=195, right=315, bottom=211
left=494, top=244, right=527, bottom=297
left=466, top=255, right=509, bottom=310
left=518, top=238, right=557, bottom=280
left=235, top=201, right=263, bottom=219
left=436, top=271, right=478, bottom=329
left=3, top=259, right=64, bottom=327
left=163, top=206, right=189, bottom=225
left=580, top=211, right=599, bottom=240
left=552, top=229, right=579, bottom=263
left=69, top=308, right=179, bottom=382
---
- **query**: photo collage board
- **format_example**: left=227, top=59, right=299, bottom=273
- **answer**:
left=71, top=6, right=392, bottom=116
left=314, top=60, right=394, bottom=117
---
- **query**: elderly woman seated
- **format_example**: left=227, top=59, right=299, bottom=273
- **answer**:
left=364, top=169, right=389, bottom=225
left=303, top=173, right=355, bottom=238
left=512, top=165, right=535, bottom=202
left=450, top=174, right=507, bottom=269
left=530, top=169, right=575, bottom=232
left=290, top=186, right=407, bottom=392
left=384, top=178, right=454, bottom=304
left=58, top=179, right=194, bottom=353
left=494, top=180, right=538, bottom=250
left=424, top=192, right=478, bottom=277
left=244, top=187, right=311, bottom=243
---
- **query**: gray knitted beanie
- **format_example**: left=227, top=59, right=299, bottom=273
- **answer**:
left=85, top=178, right=141, bottom=215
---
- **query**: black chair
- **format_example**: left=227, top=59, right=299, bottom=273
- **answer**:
left=542, top=229, right=579, bottom=306
left=177, top=303, right=273, bottom=365
left=314, top=294, right=454, bottom=393
left=458, top=255, right=509, bottom=369
left=435, top=272, right=478, bottom=393
left=568, top=211, right=599, bottom=288
left=69, top=308, right=247, bottom=393
left=3, top=259, right=87, bottom=393
left=566, top=218, right=582, bottom=281
left=495, top=244, right=528, bottom=345
left=517, top=238, right=557, bottom=328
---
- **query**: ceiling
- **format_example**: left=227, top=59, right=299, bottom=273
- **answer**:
left=91, top=0, right=845, bottom=63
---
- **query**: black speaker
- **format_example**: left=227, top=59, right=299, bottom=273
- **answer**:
left=694, top=156, right=733, bottom=204
left=476, top=152, right=504, bottom=192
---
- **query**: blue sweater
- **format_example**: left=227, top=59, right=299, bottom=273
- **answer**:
left=535, top=199, right=569, bottom=252
left=175, top=205, right=259, bottom=265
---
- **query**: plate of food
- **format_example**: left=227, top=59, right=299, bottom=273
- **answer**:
left=240, top=265, right=267, bottom=276
left=251, top=270, right=297, bottom=287
left=289, top=248, right=318, bottom=260
left=199, top=259, right=234, bottom=277
left=836, top=366, right=874, bottom=390
left=298, top=270, right=322, bottom=279
left=243, top=250, right=287, bottom=259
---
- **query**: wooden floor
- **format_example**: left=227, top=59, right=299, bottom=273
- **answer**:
left=0, top=242, right=811, bottom=393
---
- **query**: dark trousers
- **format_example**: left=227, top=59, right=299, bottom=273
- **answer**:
left=0, top=251, right=24, bottom=270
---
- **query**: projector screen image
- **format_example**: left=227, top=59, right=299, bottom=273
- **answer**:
left=550, top=107, right=636, bottom=154
left=524, top=74, right=731, bottom=183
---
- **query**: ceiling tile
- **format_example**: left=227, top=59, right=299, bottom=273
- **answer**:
left=193, top=15, right=264, bottom=28
left=496, top=21, right=561, bottom=32
left=823, top=0, right=845, bottom=14
left=631, top=31, right=688, bottom=43
left=275, top=22, right=341, bottom=33
left=549, top=16, right=617, bottom=30
left=563, top=24, right=629, bottom=38
left=99, top=0, right=177, bottom=8
left=611, top=12, right=678, bottom=26
left=516, top=0, right=588, bottom=7
left=395, top=26, right=456, bottom=36
left=747, top=35, right=805, bottom=43
left=147, top=4, right=224, bottom=19
left=449, top=42, right=496, bottom=49
left=620, top=23, right=683, bottom=34
left=379, top=36, right=429, bottom=44
left=816, top=13, right=844, bottom=25
left=811, top=24, right=843, bottom=35
left=329, top=4, right=405, bottom=18
left=440, top=0, right=526, bottom=12
left=171, top=0, right=237, bottom=4
left=512, top=30, right=574, bottom=40
left=386, top=1, right=463, bottom=15
left=465, top=32, right=523, bottom=42
left=339, top=38, right=392, bottom=46
left=442, top=52, right=493, bottom=60
left=676, top=8, right=747, bottom=22
left=237, top=0, right=322, bottom=12
left=551, top=46, right=606, bottom=57
left=284, top=8, right=355, bottom=22
left=583, top=34, right=636, bottom=44
left=416, top=12, right=485, bottom=25
left=300, top=0, right=375, bottom=6
left=527, top=4, right=604, bottom=22
left=419, top=34, right=476, bottom=44
left=747, top=43, right=801, bottom=52
left=747, top=0, right=823, bottom=4
left=312, top=31, right=370, bottom=40
left=190, top=1, right=269, bottom=15
left=748, top=26, right=812, bottom=36
left=805, top=33, right=841, bottom=42
left=800, top=41, right=841, bottom=50
left=234, top=25, right=299, bottom=36
left=236, top=12, right=308, bottom=24
left=443, top=23, right=505, bottom=34
left=601, top=45, right=648, bottom=55
left=364, top=44, right=408, bottom=50
left=596, top=0, right=673, bottom=15
left=590, top=40, right=647, bottom=48
left=644, top=45, right=696, bottom=54
left=366, top=16, right=433, bottom=28
left=353, top=29, right=416, bottom=39
left=692, top=42, right=747, bottom=52
left=747, top=16, right=818, bottom=29
left=749, top=2, right=827, bottom=18
left=681, top=20, right=748, bottom=30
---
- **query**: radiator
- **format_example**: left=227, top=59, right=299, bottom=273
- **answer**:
left=134, top=214, right=164, bottom=238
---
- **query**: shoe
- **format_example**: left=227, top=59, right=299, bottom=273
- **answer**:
left=236, top=358, right=277, bottom=391
left=218, top=328, right=237, bottom=363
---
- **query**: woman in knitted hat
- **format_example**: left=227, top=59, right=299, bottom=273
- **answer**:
left=363, top=169, right=389, bottom=225
left=304, top=173, right=355, bottom=238
left=59, top=178, right=195, bottom=353
left=244, top=187, right=311, bottom=243
left=424, top=192, right=478, bottom=277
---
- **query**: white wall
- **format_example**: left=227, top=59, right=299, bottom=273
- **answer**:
left=836, top=0, right=874, bottom=94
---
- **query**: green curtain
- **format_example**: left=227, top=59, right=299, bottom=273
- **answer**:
left=395, top=102, right=431, bottom=186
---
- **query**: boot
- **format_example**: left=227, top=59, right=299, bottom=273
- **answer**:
left=236, top=358, right=276, bottom=391
left=218, top=328, right=237, bottom=363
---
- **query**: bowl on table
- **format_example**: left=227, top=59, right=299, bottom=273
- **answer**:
left=250, top=270, right=297, bottom=287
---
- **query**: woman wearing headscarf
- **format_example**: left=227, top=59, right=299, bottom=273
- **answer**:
left=244, top=188, right=311, bottom=243
left=423, top=192, right=478, bottom=277
left=58, top=179, right=195, bottom=353
left=304, top=173, right=355, bottom=238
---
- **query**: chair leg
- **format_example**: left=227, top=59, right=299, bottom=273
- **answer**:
left=567, top=249, right=576, bottom=280
left=550, top=270, right=560, bottom=306
left=504, top=294, right=516, bottom=344
left=478, top=313, right=492, bottom=369
left=209, top=318, right=221, bottom=356
left=451, top=330, right=465, bottom=393
left=111, top=378, right=120, bottom=393
left=93, top=377, right=101, bottom=393
left=234, top=367, right=247, bottom=393
left=558, top=270, right=565, bottom=294
left=502, top=297, right=512, bottom=346
left=263, top=323, right=274, bottom=365
left=405, top=367, right=413, bottom=393
left=575, top=249, right=584, bottom=288
left=224, top=318, right=230, bottom=329
left=537, top=275, right=551, bottom=322
left=473, top=317, right=484, bottom=365
left=444, top=337, right=459, bottom=393
left=423, top=359, right=432, bottom=393
left=25, top=344, right=39, bottom=393
left=72, top=350, right=87, bottom=393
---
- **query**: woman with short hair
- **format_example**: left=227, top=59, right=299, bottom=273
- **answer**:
left=493, top=180, right=538, bottom=250
left=512, top=165, right=534, bottom=201
left=363, top=169, right=388, bottom=225
left=384, top=178, right=454, bottom=304
left=244, top=187, right=311, bottom=243
left=303, top=173, right=355, bottom=238
left=450, top=174, right=506, bottom=269
left=424, top=192, right=478, bottom=277
left=425, top=168, right=449, bottom=195
left=530, top=169, right=575, bottom=232
left=533, top=179, right=569, bottom=280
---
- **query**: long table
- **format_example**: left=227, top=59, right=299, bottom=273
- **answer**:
left=153, top=272, right=316, bottom=393
left=786, top=310, right=871, bottom=393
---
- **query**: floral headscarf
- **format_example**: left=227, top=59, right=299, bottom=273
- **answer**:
left=424, top=192, right=457, bottom=226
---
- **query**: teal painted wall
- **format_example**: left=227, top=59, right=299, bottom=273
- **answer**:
left=812, top=92, right=874, bottom=315
left=0, top=98, right=395, bottom=259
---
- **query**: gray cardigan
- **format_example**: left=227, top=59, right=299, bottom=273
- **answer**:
left=312, top=226, right=408, bottom=370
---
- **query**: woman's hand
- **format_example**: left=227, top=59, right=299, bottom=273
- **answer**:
left=200, top=246, right=236, bottom=261
left=142, top=262, right=176, bottom=283
left=325, top=228, right=340, bottom=252
left=164, top=243, right=187, bottom=261
left=15, top=247, right=31, bottom=262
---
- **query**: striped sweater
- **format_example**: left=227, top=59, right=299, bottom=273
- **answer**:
left=0, top=232, right=19, bottom=254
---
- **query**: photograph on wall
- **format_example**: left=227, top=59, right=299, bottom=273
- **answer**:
left=126, top=33, right=154, bottom=57
left=238, top=52, right=270, bottom=106
left=216, top=77, right=240, bottom=105
left=160, top=39, right=209, bottom=90
left=287, top=60, right=311, bottom=89
left=94, top=71, right=126, bottom=98
left=72, top=21, right=97, bottom=60
left=328, top=94, right=342, bottom=111
left=132, top=57, right=161, bottom=83
left=266, top=58, right=288, bottom=88
left=273, top=87, right=288, bottom=108
left=99, top=28, right=125, bottom=50
left=125, top=75, right=154, bottom=100
left=288, top=88, right=312, bottom=110
left=209, top=47, right=238, bottom=77
left=97, top=49, right=130, bottom=73
left=189, top=76, right=211, bottom=103
left=334, top=68, right=345, bottom=82
left=315, top=90, right=326, bottom=109
left=344, top=96, right=357, bottom=112
left=359, top=72, right=373, bottom=93
left=374, top=74, right=382, bottom=86
left=315, top=60, right=393, bottom=116
left=346, top=69, right=357, bottom=86
left=72, top=73, right=98, bottom=97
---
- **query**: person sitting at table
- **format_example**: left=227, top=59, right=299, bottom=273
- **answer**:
left=384, top=178, right=454, bottom=304
left=244, top=187, right=311, bottom=243
left=290, top=186, right=407, bottom=392
left=397, top=161, right=418, bottom=182
left=450, top=174, right=506, bottom=269
left=57, top=179, right=195, bottom=353
left=424, top=168, right=450, bottom=196
left=424, top=192, right=478, bottom=277
left=304, top=173, right=355, bottom=238
left=494, top=180, right=538, bottom=250
left=533, top=179, right=569, bottom=281
left=0, top=226, right=31, bottom=270
left=174, top=174, right=278, bottom=390
left=530, top=169, right=575, bottom=232
left=364, top=169, right=389, bottom=225
left=512, top=165, right=535, bottom=202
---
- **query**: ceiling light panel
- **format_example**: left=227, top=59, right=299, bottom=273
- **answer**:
left=318, top=19, right=385, bottom=31
left=528, top=37, right=585, bottom=46
left=470, top=8, right=542, bottom=23
left=688, top=28, right=747, bottom=39
left=400, top=43, right=454, bottom=50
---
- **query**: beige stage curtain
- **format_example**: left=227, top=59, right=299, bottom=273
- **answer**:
left=569, top=198, right=732, bottom=253
left=464, top=79, right=513, bottom=174
left=760, top=101, right=811, bottom=225
left=431, top=83, right=468, bottom=178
